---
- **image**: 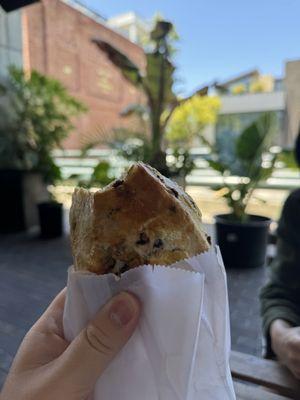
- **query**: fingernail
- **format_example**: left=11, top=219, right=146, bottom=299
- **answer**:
left=109, top=292, right=138, bottom=327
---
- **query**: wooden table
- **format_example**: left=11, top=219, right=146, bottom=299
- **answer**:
left=231, top=351, right=300, bottom=399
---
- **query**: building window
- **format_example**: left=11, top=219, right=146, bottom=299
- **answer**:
left=216, top=111, right=284, bottom=145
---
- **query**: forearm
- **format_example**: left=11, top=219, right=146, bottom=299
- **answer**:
left=260, top=282, right=300, bottom=358
left=260, top=192, right=300, bottom=340
left=270, top=319, right=293, bottom=359
left=269, top=319, right=300, bottom=379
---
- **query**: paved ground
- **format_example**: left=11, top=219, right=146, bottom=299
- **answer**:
left=0, top=232, right=268, bottom=388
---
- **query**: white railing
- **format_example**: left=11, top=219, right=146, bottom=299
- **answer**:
left=53, top=148, right=299, bottom=190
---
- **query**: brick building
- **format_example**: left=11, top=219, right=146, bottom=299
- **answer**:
left=20, top=0, right=145, bottom=149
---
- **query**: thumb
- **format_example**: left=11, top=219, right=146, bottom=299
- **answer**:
left=58, top=291, right=141, bottom=393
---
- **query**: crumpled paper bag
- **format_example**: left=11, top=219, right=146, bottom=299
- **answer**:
left=63, top=246, right=236, bottom=400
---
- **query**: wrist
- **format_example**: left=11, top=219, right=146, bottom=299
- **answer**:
left=270, top=319, right=292, bottom=357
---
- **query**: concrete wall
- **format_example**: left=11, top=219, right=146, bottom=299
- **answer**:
left=285, top=60, right=300, bottom=146
left=203, top=91, right=287, bottom=146
left=219, top=91, right=285, bottom=115
left=0, top=8, right=23, bottom=77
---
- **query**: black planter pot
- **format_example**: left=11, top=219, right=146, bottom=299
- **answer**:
left=215, top=214, right=271, bottom=269
left=0, top=170, right=26, bottom=233
left=38, top=202, right=63, bottom=239
left=0, top=170, right=49, bottom=233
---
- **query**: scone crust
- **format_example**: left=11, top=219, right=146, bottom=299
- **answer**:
left=70, top=162, right=209, bottom=274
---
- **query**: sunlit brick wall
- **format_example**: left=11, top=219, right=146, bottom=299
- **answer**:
left=23, top=0, right=145, bottom=149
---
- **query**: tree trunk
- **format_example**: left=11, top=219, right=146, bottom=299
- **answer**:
left=151, top=110, right=162, bottom=155
left=150, top=41, right=168, bottom=174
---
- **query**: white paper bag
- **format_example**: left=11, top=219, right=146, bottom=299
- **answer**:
left=63, top=246, right=236, bottom=400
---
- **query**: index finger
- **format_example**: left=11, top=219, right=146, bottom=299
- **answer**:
left=33, top=288, right=67, bottom=336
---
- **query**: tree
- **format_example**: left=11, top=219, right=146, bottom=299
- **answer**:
left=231, top=83, right=246, bottom=95
left=249, top=75, right=274, bottom=93
left=166, top=95, right=220, bottom=145
left=93, top=20, right=209, bottom=175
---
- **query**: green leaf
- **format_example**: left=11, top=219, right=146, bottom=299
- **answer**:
left=236, top=112, right=276, bottom=161
left=144, top=53, right=176, bottom=106
left=91, top=161, right=115, bottom=187
left=214, top=130, right=246, bottom=175
left=277, top=149, right=298, bottom=170
left=207, top=159, right=226, bottom=173
left=0, top=82, right=6, bottom=96
left=92, top=39, right=143, bottom=87
left=150, top=20, right=173, bottom=41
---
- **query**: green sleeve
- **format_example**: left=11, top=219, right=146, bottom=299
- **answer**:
left=260, top=189, right=300, bottom=358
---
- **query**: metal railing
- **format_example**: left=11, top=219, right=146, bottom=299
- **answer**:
left=53, top=148, right=299, bottom=190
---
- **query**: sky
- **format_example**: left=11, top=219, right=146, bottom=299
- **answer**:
left=84, top=0, right=300, bottom=95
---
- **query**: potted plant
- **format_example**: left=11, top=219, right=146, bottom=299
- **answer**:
left=0, top=66, right=87, bottom=235
left=92, top=20, right=218, bottom=180
left=204, top=112, right=278, bottom=268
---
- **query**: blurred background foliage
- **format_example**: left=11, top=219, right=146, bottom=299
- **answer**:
left=166, top=95, right=220, bottom=145
left=0, top=66, right=87, bottom=183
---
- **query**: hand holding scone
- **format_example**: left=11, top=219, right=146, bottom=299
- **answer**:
left=1, top=289, right=141, bottom=400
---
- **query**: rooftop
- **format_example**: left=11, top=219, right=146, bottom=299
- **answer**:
left=107, top=11, right=147, bottom=26
left=107, top=11, right=150, bottom=45
left=61, top=0, right=106, bottom=23
left=60, top=1, right=149, bottom=47
left=218, top=69, right=260, bottom=87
